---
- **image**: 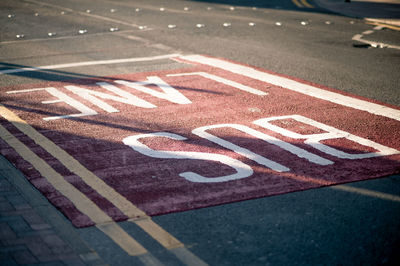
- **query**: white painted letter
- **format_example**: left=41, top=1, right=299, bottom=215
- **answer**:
left=254, top=115, right=400, bottom=159
left=6, top=87, right=97, bottom=121
left=167, top=72, right=267, bottom=96
left=115, top=76, right=192, bottom=105
left=123, top=132, right=253, bottom=183
left=42, top=87, right=97, bottom=121
left=65, top=82, right=156, bottom=111
left=193, top=124, right=333, bottom=173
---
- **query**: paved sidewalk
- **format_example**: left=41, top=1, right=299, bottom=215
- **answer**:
left=0, top=155, right=105, bottom=266
left=315, top=0, right=400, bottom=26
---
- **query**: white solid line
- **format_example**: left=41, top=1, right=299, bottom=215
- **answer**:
left=0, top=30, right=136, bottom=45
left=0, top=54, right=181, bottom=75
left=373, top=25, right=384, bottom=30
left=7, top=88, right=45, bottom=94
left=42, top=100, right=63, bottom=104
left=178, top=55, right=400, bottom=121
left=167, top=72, right=267, bottom=95
left=362, top=30, right=374, bottom=35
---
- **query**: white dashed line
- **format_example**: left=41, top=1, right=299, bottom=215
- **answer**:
left=352, top=25, right=400, bottom=50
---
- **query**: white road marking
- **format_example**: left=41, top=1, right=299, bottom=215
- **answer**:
left=373, top=25, right=384, bottom=30
left=0, top=30, right=136, bottom=45
left=362, top=30, right=374, bottom=35
left=352, top=26, right=400, bottom=50
left=352, top=33, right=400, bottom=49
left=192, top=124, right=291, bottom=172
left=115, top=76, right=192, bottom=105
left=0, top=54, right=180, bottom=75
left=42, top=87, right=98, bottom=121
left=254, top=115, right=399, bottom=159
left=178, top=55, right=400, bottom=121
left=167, top=72, right=267, bottom=96
left=123, top=132, right=253, bottom=183
left=7, top=88, right=45, bottom=94
left=4, top=53, right=399, bottom=122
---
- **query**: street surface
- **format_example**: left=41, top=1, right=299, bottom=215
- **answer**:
left=1, top=0, right=400, bottom=265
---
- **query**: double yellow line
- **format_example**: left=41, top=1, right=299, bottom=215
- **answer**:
left=0, top=104, right=207, bottom=266
left=292, top=0, right=314, bottom=8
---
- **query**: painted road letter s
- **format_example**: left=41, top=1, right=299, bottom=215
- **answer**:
left=123, top=132, right=253, bottom=183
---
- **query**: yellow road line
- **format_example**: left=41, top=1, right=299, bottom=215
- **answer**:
left=301, top=0, right=314, bottom=8
left=333, top=185, right=400, bottom=202
left=0, top=122, right=147, bottom=256
left=366, top=21, right=400, bottom=31
left=96, top=222, right=148, bottom=256
left=0, top=105, right=193, bottom=258
left=133, top=218, right=183, bottom=249
left=292, top=0, right=303, bottom=8
left=0, top=105, right=147, bottom=219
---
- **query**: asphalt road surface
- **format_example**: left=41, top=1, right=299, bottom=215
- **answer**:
left=1, top=0, right=400, bottom=265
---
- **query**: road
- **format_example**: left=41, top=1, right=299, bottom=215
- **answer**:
left=1, top=0, right=400, bottom=265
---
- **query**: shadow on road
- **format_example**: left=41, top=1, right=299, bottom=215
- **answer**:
left=187, top=0, right=333, bottom=13
left=189, top=0, right=400, bottom=18
left=0, top=62, right=108, bottom=82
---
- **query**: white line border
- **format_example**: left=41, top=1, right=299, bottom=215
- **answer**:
left=177, top=55, right=400, bottom=121
left=2, top=53, right=399, bottom=122
left=0, top=54, right=180, bottom=75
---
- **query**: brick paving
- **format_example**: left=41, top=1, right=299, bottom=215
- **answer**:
left=0, top=156, right=106, bottom=266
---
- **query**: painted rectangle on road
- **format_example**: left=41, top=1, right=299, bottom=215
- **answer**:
left=1, top=55, right=399, bottom=227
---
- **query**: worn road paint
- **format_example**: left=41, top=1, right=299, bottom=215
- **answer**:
left=332, top=184, right=400, bottom=202
left=352, top=26, right=400, bottom=50
left=132, top=218, right=183, bottom=249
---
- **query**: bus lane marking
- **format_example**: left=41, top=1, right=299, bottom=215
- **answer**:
left=1, top=53, right=399, bottom=265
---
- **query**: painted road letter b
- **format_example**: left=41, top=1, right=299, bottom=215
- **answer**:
left=253, top=115, right=399, bottom=159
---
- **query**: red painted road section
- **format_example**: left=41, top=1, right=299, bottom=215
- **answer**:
left=1, top=56, right=399, bottom=227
